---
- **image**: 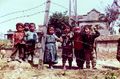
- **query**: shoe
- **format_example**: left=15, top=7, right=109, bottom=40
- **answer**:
left=86, top=67, right=90, bottom=69
left=92, top=67, right=97, bottom=69
left=25, top=59, right=28, bottom=63
left=86, top=65, right=90, bottom=69
left=18, top=59, right=24, bottom=63
left=7, top=58, right=12, bottom=62
left=50, top=66, right=54, bottom=69
left=63, top=66, right=66, bottom=70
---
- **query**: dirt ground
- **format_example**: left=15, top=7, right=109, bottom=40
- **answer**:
left=0, top=50, right=120, bottom=79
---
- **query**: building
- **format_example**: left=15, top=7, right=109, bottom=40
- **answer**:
left=4, top=29, right=14, bottom=42
left=77, top=9, right=110, bottom=35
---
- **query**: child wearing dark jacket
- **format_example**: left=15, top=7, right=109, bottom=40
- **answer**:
left=82, top=25, right=100, bottom=69
left=61, top=26, right=73, bottom=70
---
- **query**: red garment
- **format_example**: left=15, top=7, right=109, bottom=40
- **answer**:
left=13, top=31, right=25, bottom=45
left=74, top=34, right=83, bottom=50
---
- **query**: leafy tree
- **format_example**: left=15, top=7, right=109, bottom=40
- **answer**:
left=48, top=11, right=69, bottom=37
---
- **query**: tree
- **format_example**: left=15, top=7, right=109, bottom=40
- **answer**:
left=105, top=3, right=120, bottom=34
left=48, top=11, right=69, bottom=37
left=105, top=5, right=119, bottom=25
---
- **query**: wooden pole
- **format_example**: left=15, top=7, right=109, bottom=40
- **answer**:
left=74, top=0, right=78, bottom=27
left=39, top=0, right=51, bottom=69
left=44, top=0, right=51, bottom=26
left=69, top=0, right=78, bottom=27
left=42, top=0, right=51, bottom=52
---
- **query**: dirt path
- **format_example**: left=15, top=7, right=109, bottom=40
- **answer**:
left=55, top=58, right=120, bottom=70
left=0, top=58, right=120, bottom=79
left=1, top=49, right=120, bottom=79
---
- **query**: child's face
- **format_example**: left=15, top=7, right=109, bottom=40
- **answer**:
left=17, top=25, right=23, bottom=32
left=24, top=24, right=29, bottom=31
left=49, top=27, right=54, bottom=34
left=64, top=27, right=70, bottom=33
left=24, top=26, right=29, bottom=30
left=74, top=27, right=80, bottom=34
left=30, top=24, right=35, bottom=31
left=75, top=30, right=80, bottom=33
left=85, top=27, right=90, bottom=34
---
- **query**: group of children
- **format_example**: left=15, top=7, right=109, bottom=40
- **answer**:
left=9, top=22, right=100, bottom=70
left=43, top=24, right=100, bottom=70
left=10, top=22, right=38, bottom=63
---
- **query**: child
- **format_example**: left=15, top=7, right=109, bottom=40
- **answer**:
left=24, top=23, right=30, bottom=32
left=61, top=26, right=73, bottom=70
left=23, top=23, right=30, bottom=61
left=25, top=23, right=38, bottom=63
left=73, top=26, right=84, bottom=69
left=43, top=25, right=62, bottom=69
left=117, top=38, right=120, bottom=62
left=82, top=25, right=100, bottom=69
left=10, top=23, right=25, bottom=62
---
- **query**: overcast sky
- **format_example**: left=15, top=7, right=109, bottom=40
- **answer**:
left=0, top=0, right=113, bottom=38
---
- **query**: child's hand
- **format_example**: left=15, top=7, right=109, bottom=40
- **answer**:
left=93, top=27, right=97, bottom=31
left=59, top=37, right=63, bottom=42
left=67, top=33, right=73, bottom=38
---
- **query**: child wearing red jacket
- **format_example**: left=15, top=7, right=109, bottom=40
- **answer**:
left=73, top=26, right=84, bottom=69
left=10, top=23, right=25, bottom=62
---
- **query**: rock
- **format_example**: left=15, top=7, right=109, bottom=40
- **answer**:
left=0, top=60, right=8, bottom=69
left=0, top=49, right=6, bottom=59
left=19, top=62, right=31, bottom=69
left=8, top=61, right=20, bottom=69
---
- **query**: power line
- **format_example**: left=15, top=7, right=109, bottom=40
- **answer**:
left=52, top=2, right=68, bottom=10
left=0, top=2, right=68, bottom=19
left=52, top=2, right=74, bottom=13
left=0, top=11, right=45, bottom=24
left=0, top=2, right=45, bottom=18
left=0, top=6, right=65, bottom=24
left=0, top=1, right=71, bottom=25
left=0, top=2, right=69, bottom=20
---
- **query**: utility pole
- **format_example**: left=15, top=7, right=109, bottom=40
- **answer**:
left=74, top=0, right=77, bottom=24
left=40, top=0, right=51, bottom=67
left=69, top=0, right=78, bottom=27
left=44, top=0, right=51, bottom=26
left=42, top=0, right=51, bottom=51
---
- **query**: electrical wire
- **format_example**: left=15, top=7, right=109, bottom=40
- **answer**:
left=0, top=11, right=45, bottom=24
left=0, top=2, right=45, bottom=18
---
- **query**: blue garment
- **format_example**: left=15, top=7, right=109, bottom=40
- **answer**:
left=25, top=31, right=38, bottom=42
left=24, top=31, right=38, bottom=52
left=43, top=34, right=58, bottom=64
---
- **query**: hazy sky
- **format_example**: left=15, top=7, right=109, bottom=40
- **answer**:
left=0, top=0, right=113, bottom=38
